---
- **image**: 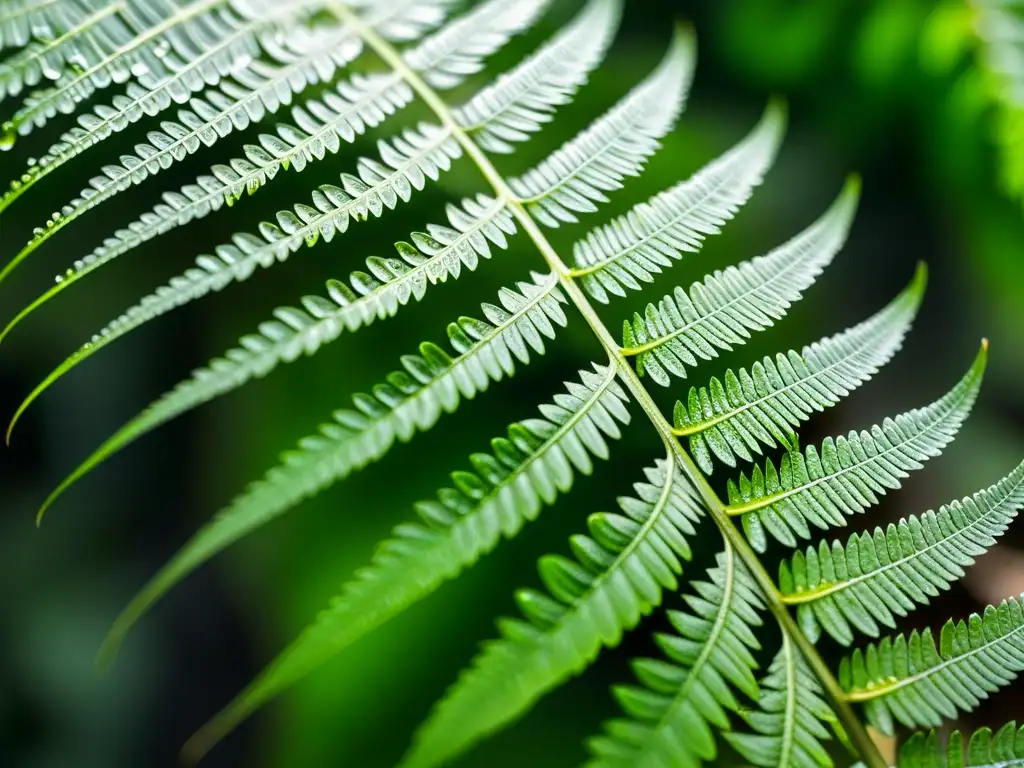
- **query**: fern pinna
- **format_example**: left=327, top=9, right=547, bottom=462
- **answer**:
left=2, top=0, right=1021, bottom=765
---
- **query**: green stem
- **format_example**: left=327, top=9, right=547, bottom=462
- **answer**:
left=322, top=7, right=887, bottom=767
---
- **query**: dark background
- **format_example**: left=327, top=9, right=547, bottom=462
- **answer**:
left=2, top=1, right=1024, bottom=766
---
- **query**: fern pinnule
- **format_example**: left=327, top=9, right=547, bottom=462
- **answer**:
left=675, top=261, right=926, bottom=474
left=509, top=22, right=696, bottom=227
left=582, top=546, right=764, bottom=768
left=842, top=595, right=1024, bottom=736
left=455, top=0, right=621, bottom=153
left=571, top=99, right=786, bottom=303
left=725, top=633, right=836, bottom=768
left=781, top=458, right=1024, bottom=646
left=178, top=363, right=631, bottom=761
left=897, top=721, right=1024, bottom=767
left=622, top=175, right=859, bottom=381
left=400, top=458, right=704, bottom=767
left=0, top=0, right=125, bottom=101
left=728, top=341, right=988, bottom=552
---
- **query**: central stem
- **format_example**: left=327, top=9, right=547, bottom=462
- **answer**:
left=330, top=6, right=887, bottom=767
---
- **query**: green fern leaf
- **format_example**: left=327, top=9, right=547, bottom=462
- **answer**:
left=455, top=0, right=622, bottom=154
left=34, top=272, right=565, bottom=523
left=0, top=0, right=124, bottom=101
left=8, top=122, right=460, bottom=430
left=841, top=596, right=1024, bottom=736
left=400, top=458, right=704, bottom=767
left=571, top=100, right=785, bottom=303
left=177, top=363, right=631, bottom=761
left=7, top=0, right=239, bottom=136
left=0, top=0, right=83, bottom=52
left=898, top=721, right=1024, bottom=767
left=509, top=23, right=695, bottom=227
left=727, top=342, right=987, bottom=552
left=622, top=176, right=859, bottom=378
left=781, top=459, right=1024, bottom=646
left=402, top=0, right=550, bottom=90
left=675, top=262, right=926, bottom=474
left=725, top=633, right=836, bottom=768
left=0, top=3, right=340, bottom=213
left=581, top=545, right=763, bottom=768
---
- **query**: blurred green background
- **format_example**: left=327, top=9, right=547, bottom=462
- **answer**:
left=2, top=0, right=1024, bottom=766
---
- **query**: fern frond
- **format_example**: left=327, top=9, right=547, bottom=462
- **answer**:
left=400, top=458, right=704, bottom=767
left=621, top=176, right=859, bottom=377
left=582, top=545, right=763, bottom=768
left=570, top=100, right=785, bottom=303
left=0, top=0, right=124, bottom=101
left=402, top=0, right=550, bottom=90
left=454, top=0, right=621, bottom=154
left=898, top=721, right=1024, bottom=767
left=36, top=271, right=566, bottom=530
left=781, top=459, right=1024, bottom=646
left=7, top=0, right=240, bottom=137
left=725, top=633, right=836, bottom=768
left=674, top=262, right=925, bottom=474
left=727, top=343, right=987, bottom=552
left=347, top=0, right=458, bottom=43
left=176, top=363, right=631, bottom=761
left=842, top=596, right=1024, bottom=736
left=9, top=123, right=461, bottom=437
left=0, top=0, right=325, bottom=211
left=508, top=24, right=695, bottom=227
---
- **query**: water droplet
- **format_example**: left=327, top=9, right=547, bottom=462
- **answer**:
left=54, top=275, right=63, bottom=284
left=0, top=124, right=16, bottom=151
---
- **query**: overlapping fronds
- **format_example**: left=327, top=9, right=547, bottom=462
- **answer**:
left=402, top=459, right=704, bottom=768
left=621, top=176, right=859, bottom=379
left=727, top=343, right=987, bottom=552
left=455, top=0, right=621, bottom=153
left=725, top=634, right=836, bottom=768
left=509, top=23, right=695, bottom=227
left=674, top=263, right=925, bottom=474
left=8, top=122, right=461, bottom=438
left=35, top=271, right=566, bottom=526
left=177, top=363, right=631, bottom=760
left=7, top=0, right=241, bottom=137
left=781, top=459, right=1024, bottom=646
left=898, top=721, right=1024, bottom=768
left=842, top=596, right=1024, bottom=736
left=570, top=100, right=785, bottom=303
left=0, top=0, right=89, bottom=53
left=583, top=546, right=763, bottom=768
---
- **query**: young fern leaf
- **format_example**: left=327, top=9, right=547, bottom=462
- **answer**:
left=841, top=596, right=1024, bottom=736
left=7, top=0, right=236, bottom=136
left=34, top=271, right=565, bottom=525
left=8, top=122, right=461, bottom=440
left=180, top=364, right=631, bottom=761
left=898, top=721, right=1024, bottom=767
left=621, top=176, right=860, bottom=380
left=582, top=545, right=764, bottom=768
left=401, top=458, right=704, bottom=767
left=0, top=0, right=125, bottom=101
left=781, top=459, right=1024, bottom=646
left=509, top=23, right=696, bottom=227
left=454, top=0, right=622, bottom=154
left=727, top=342, right=988, bottom=552
left=725, top=633, right=836, bottom=768
left=674, top=262, right=926, bottom=474
left=570, top=100, right=785, bottom=303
